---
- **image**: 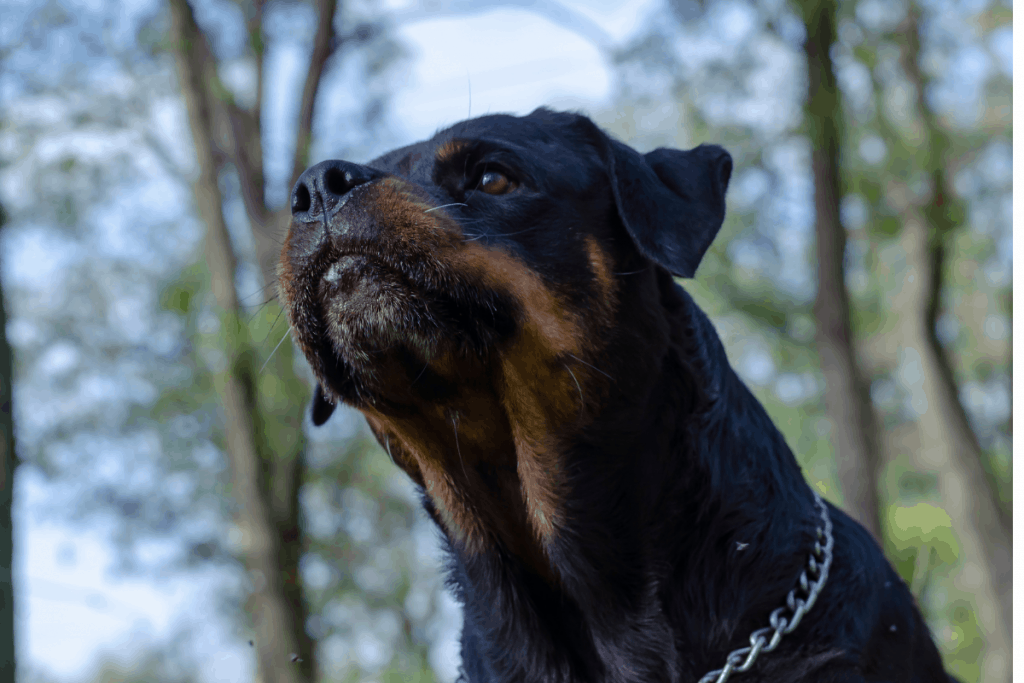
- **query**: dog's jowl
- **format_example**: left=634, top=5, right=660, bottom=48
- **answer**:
left=279, top=109, right=956, bottom=683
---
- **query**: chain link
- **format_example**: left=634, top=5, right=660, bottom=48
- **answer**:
left=697, top=491, right=834, bottom=683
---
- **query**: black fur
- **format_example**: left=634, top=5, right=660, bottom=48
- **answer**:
left=280, top=108, right=957, bottom=682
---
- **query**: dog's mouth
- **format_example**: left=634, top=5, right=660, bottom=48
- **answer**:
left=282, top=228, right=518, bottom=408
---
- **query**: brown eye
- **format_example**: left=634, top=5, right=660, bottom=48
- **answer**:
left=478, top=170, right=515, bottom=195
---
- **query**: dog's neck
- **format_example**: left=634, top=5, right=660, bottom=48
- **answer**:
left=435, top=268, right=821, bottom=680
left=542, top=269, right=816, bottom=595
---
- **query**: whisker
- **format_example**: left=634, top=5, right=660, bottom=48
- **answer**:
left=425, top=202, right=468, bottom=214
left=503, top=227, right=541, bottom=237
left=461, top=225, right=542, bottom=243
left=367, top=342, right=399, bottom=355
left=451, top=412, right=469, bottom=483
left=260, top=325, right=293, bottom=373
left=564, top=363, right=584, bottom=423
left=240, top=280, right=279, bottom=305
left=566, top=353, right=614, bottom=380
left=256, top=309, right=286, bottom=349
left=245, top=299, right=275, bottom=323
left=411, top=361, right=430, bottom=385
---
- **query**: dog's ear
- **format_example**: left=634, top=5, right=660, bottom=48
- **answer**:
left=598, top=132, right=732, bottom=278
left=310, top=382, right=337, bottom=426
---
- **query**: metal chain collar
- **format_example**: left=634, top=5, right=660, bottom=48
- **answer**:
left=697, top=491, right=835, bottom=683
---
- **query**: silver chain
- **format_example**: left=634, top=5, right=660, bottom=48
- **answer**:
left=697, top=491, right=835, bottom=683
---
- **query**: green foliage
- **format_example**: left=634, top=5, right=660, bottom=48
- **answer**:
left=888, top=502, right=958, bottom=564
left=881, top=453, right=992, bottom=678
left=303, top=434, right=440, bottom=677
left=868, top=215, right=901, bottom=239
left=734, top=301, right=787, bottom=329
left=159, top=262, right=208, bottom=314
left=944, top=600, right=985, bottom=683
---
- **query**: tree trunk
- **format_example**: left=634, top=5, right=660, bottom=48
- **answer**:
left=887, top=213, right=1011, bottom=683
left=0, top=202, right=16, bottom=683
left=168, top=3, right=314, bottom=681
left=797, top=0, right=884, bottom=541
left=883, top=7, right=1012, bottom=680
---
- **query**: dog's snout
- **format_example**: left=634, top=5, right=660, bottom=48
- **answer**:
left=291, top=160, right=382, bottom=218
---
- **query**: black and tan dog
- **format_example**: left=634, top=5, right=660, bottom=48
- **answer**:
left=279, top=109, right=954, bottom=682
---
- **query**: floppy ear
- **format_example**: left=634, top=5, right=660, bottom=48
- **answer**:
left=310, top=382, right=337, bottom=426
left=601, top=135, right=732, bottom=278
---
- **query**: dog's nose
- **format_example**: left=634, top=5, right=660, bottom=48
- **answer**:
left=291, top=160, right=382, bottom=218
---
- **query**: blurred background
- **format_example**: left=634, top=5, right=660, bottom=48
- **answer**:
left=0, top=0, right=1012, bottom=682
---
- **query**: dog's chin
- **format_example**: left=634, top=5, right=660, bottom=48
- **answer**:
left=311, top=329, right=453, bottom=411
left=291, top=251, right=518, bottom=413
left=319, top=253, right=405, bottom=307
left=306, top=265, right=459, bottom=409
left=312, top=342, right=449, bottom=413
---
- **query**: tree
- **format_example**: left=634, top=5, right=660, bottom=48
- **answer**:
left=795, top=0, right=884, bottom=541
left=0, top=198, right=15, bottom=683
left=832, top=0, right=1012, bottom=677
left=860, top=5, right=1011, bottom=679
left=167, top=2, right=315, bottom=678
left=162, top=0, right=417, bottom=678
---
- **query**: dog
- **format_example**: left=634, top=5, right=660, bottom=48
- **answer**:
left=279, top=108, right=956, bottom=682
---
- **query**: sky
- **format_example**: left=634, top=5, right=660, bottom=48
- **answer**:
left=386, top=0, right=656, bottom=139
left=16, top=1, right=656, bottom=680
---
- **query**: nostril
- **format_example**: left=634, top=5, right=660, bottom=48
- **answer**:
left=292, top=183, right=312, bottom=214
left=324, top=167, right=354, bottom=198
left=293, top=160, right=380, bottom=214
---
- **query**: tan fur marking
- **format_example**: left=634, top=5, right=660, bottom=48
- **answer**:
left=364, top=397, right=555, bottom=577
left=435, top=139, right=470, bottom=166
left=585, top=235, right=618, bottom=305
left=454, top=245, right=581, bottom=356
left=305, top=179, right=614, bottom=572
left=365, top=408, right=486, bottom=549
left=454, top=242, right=594, bottom=543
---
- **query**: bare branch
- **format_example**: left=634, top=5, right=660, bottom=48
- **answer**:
left=226, top=0, right=270, bottom=227
left=171, top=0, right=275, bottom=283
left=396, top=0, right=613, bottom=52
left=289, top=0, right=340, bottom=190
left=140, top=130, right=190, bottom=181
left=225, top=100, right=269, bottom=226
left=233, top=0, right=268, bottom=125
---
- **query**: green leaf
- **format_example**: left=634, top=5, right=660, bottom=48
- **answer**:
left=888, top=503, right=959, bottom=564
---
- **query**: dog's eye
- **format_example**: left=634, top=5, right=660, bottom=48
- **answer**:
left=477, top=170, right=516, bottom=195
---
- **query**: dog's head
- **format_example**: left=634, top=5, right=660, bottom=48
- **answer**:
left=279, top=108, right=731, bottom=426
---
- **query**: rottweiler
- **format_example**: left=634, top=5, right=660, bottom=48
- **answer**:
left=279, top=108, right=956, bottom=682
